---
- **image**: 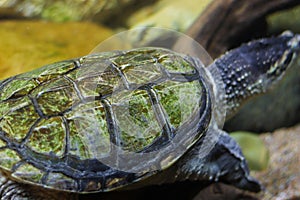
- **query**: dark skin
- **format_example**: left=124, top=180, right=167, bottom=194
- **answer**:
left=211, top=31, right=300, bottom=117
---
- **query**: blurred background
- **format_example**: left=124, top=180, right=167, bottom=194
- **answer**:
left=0, top=0, right=300, bottom=199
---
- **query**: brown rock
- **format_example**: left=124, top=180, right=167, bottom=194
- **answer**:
left=254, top=124, right=300, bottom=199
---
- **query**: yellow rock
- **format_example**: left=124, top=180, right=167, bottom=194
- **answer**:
left=0, top=20, right=113, bottom=80
left=231, top=131, right=269, bottom=171
left=128, top=0, right=212, bottom=32
left=126, top=0, right=212, bottom=48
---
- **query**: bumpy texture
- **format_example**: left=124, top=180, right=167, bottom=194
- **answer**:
left=0, top=47, right=211, bottom=192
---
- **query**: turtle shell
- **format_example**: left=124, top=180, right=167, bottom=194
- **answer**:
left=0, top=47, right=212, bottom=192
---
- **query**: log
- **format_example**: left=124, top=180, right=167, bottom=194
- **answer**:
left=187, top=0, right=300, bottom=58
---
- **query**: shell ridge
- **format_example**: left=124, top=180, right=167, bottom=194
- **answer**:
left=140, top=85, right=174, bottom=151
left=109, top=62, right=130, bottom=90
left=63, top=75, right=84, bottom=101
left=19, top=117, right=43, bottom=147
left=100, top=99, right=121, bottom=147
left=61, top=116, right=71, bottom=156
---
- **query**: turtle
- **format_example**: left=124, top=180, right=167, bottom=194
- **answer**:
left=0, top=31, right=299, bottom=199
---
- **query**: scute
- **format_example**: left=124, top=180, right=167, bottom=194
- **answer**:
left=28, top=117, right=66, bottom=156
left=153, top=80, right=203, bottom=129
left=0, top=96, right=39, bottom=142
left=111, top=89, right=161, bottom=152
left=0, top=78, right=38, bottom=100
left=32, top=78, right=81, bottom=115
left=66, top=101, right=111, bottom=159
left=0, top=145, right=21, bottom=170
left=0, top=47, right=211, bottom=192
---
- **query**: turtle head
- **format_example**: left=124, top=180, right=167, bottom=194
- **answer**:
left=210, top=31, right=300, bottom=116
left=252, top=31, right=300, bottom=88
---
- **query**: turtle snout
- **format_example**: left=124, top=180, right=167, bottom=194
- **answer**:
left=288, top=34, right=300, bottom=52
left=285, top=33, right=300, bottom=65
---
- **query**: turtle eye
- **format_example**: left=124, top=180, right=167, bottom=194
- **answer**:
left=267, top=50, right=294, bottom=78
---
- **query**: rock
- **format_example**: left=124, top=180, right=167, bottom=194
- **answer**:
left=253, top=124, right=300, bottom=199
left=126, top=0, right=212, bottom=45
left=193, top=183, right=259, bottom=200
left=195, top=124, right=300, bottom=200
left=231, top=132, right=269, bottom=171
left=128, top=0, right=211, bottom=31
left=0, top=20, right=113, bottom=80
left=0, top=0, right=140, bottom=22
